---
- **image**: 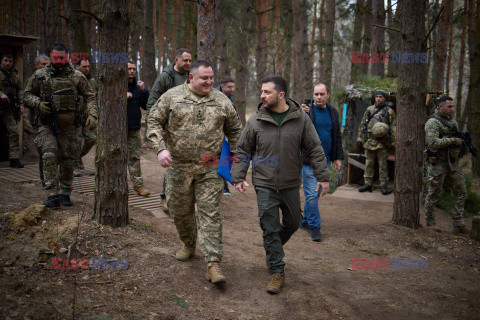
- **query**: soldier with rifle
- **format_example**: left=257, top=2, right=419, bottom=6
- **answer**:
left=424, top=95, right=477, bottom=235
left=24, top=43, right=98, bottom=208
left=0, top=53, right=25, bottom=168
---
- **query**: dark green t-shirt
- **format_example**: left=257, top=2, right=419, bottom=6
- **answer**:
left=267, top=108, right=289, bottom=126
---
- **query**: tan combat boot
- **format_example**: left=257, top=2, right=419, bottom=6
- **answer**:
left=266, top=273, right=285, bottom=294
left=175, top=245, right=195, bottom=261
left=133, top=186, right=150, bottom=196
left=206, top=262, right=226, bottom=284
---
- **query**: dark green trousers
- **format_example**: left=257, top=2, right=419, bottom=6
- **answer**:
left=255, top=186, right=302, bottom=274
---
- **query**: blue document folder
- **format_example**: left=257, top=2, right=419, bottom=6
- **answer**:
left=217, top=138, right=233, bottom=185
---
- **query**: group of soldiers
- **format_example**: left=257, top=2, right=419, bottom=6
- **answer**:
left=0, top=41, right=474, bottom=295
left=355, top=90, right=471, bottom=236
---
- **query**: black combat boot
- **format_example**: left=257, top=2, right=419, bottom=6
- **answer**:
left=358, top=184, right=373, bottom=192
left=44, top=195, right=60, bottom=208
left=59, top=194, right=73, bottom=206
left=380, top=186, right=392, bottom=195
left=9, top=159, right=24, bottom=168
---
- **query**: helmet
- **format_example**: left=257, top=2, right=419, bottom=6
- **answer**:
left=372, top=122, right=389, bottom=139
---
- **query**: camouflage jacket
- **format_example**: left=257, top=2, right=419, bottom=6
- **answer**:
left=0, top=65, right=23, bottom=108
left=425, top=110, right=461, bottom=163
left=147, top=82, right=242, bottom=172
left=357, top=103, right=396, bottom=150
left=24, top=63, right=98, bottom=123
left=78, top=75, right=98, bottom=117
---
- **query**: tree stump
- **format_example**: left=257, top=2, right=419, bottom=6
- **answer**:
left=471, top=216, right=480, bottom=241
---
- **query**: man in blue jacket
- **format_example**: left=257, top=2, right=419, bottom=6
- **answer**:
left=127, top=61, right=150, bottom=196
left=300, top=83, right=344, bottom=241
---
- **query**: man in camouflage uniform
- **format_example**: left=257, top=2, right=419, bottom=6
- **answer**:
left=24, top=43, right=97, bottom=208
left=147, top=48, right=192, bottom=212
left=73, top=57, right=98, bottom=176
left=147, top=60, right=242, bottom=284
left=424, top=96, right=468, bottom=235
left=0, top=53, right=25, bottom=168
left=357, top=90, right=396, bottom=195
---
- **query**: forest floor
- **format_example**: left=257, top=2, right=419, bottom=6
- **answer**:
left=0, top=147, right=479, bottom=320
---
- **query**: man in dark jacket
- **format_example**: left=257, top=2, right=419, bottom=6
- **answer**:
left=146, top=48, right=192, bottom=210
left=232, top=76, right=330, bottom=294
left=300, top=83, right=344, bottom=241
left=127, top=61, right=150, bottom=196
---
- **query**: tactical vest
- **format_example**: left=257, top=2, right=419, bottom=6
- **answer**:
left=40, top=68, right=79, bottom=128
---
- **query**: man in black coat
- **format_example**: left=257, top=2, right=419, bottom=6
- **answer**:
left=127, top=61, right=150, bottom=196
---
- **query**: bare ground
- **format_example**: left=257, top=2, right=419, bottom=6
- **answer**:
left=0, top=147, right=479, bottom=320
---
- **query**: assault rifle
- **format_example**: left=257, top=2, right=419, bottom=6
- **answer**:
left=448, top=125, right=478, bottom=158
left=6, top=93, right=20, bottom=122
left=40, top=78, right=59, bottom=137
left=43, top=96, right=60, bottom=137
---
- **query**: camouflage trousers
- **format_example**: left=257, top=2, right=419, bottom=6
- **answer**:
left=127, top=129, right=143, bottom=187
left=424, top=161, right=466, bottom=227
left=166, top=165, right=224, bottom=262
left=364, top=148, right=388, bottom=186
left=73, top=124, right=96, bottom=167
left=34, top=124, right=80, bottom=196
left=0, top=108, right=20, bottom=159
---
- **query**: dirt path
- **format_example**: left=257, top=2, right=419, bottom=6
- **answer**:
left=0, top=147, right=479, bottom=320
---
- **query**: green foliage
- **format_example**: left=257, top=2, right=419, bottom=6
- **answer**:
left=437, top=171, right=480, bottom=217
left=91, top=314, right=109, bottom=320
left=353, top=75, right=398, bottom=97
left=168, top=294, right=189, bottom=308
left=328, top=166, right=337, bottom=194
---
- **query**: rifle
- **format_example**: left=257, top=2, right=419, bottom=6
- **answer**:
left=448, top=125, right=478, bottom=158
left=6, top=92, right=20, bottom=122
left=40, top=78, right=60, bottom=137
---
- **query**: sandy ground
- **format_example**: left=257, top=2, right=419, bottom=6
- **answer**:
left=0, top=146, right=479, bottom=320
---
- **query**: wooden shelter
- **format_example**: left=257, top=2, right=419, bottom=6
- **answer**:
left=0, top=33, right=38, bottom=161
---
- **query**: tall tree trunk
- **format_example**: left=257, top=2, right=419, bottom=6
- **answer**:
left=216, top=1, right=228, bottom=78
left=361, top=0, right=372, bottom=76
left=255, top=0, right=269, bottom=89
left=197, top=0, right=217, bottom=63
left=350, top=0, right=364, bottom=83
left=94, top=0, right=130, bottom=227
left=460, top=0, right=477, bottom=130
left=317, top=0, right=326, bottom=63
left=393, top=0, right=427, bottom=229
left=282, top=0, right=293, bottom=87
left=234, top=0, right=252, bottom=125
left=158, top=0, right=166, bottom=68
left=455, top=0, right=468, bottom=118
left=318, top=0, right=334, bottom=89
left=370, top=0, right=385, bottom=77
left=468, top=6, right=480, bottom=175
left=143, top=0, right=156, bottom=88
left=63, top=0, right=89, bottom=55
left=432, top=0, right=453, bottom=92
left=310, top=0, right=318, bottom=63
left=445, top=1, right=454, bottom=96
left=292, top=0, right=313, bottom=100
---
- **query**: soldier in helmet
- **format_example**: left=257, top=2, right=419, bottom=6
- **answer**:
left=0, top=53, right=25, bottom=168
left=357, top=90, right=396, bottom=195
left=24, top=43, right=98, bottom=208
